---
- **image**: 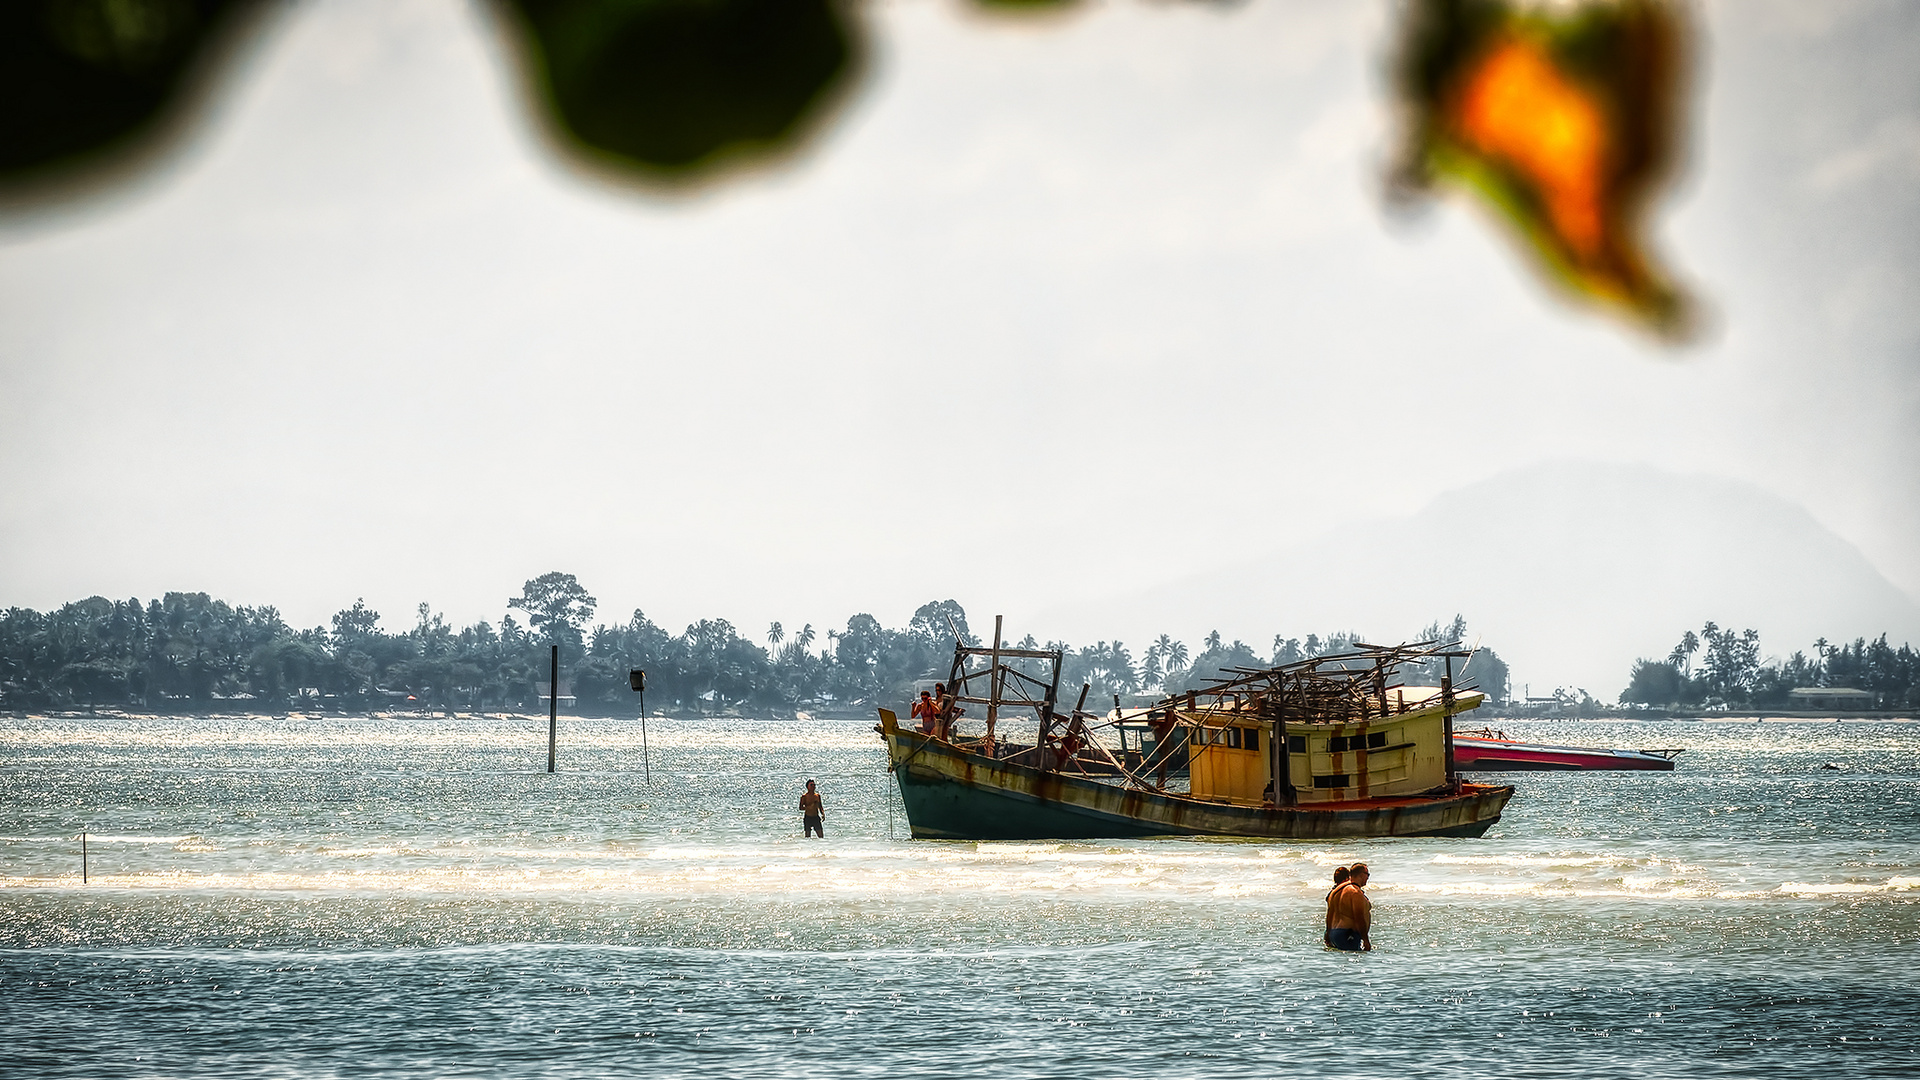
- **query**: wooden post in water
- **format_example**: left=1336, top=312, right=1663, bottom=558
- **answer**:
left=81, top=831, right=87, bottom=884
left=630, top=668, right=651, bottom=786
left=548, top=644, right=559, bottom=773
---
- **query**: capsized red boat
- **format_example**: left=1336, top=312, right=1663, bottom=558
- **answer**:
left=1451, top=727, right=1683, bottom=772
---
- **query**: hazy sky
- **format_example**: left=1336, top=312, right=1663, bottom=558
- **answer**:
left=1, top=0, right=1915, bottom=691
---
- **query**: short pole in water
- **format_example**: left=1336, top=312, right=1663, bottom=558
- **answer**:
left=81, top=831, right=87, bottom=884
left=548, top=644, right=559, bottom=774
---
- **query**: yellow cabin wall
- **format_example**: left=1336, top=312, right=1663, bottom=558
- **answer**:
left=1186, top=703, right=1463, bottom=804
left=1291, top=711, right=1447, bottom=802
left=1187, top=737, right=1266, bottom=803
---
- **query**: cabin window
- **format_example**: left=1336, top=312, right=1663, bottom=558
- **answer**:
left=1327, top=732, right=1390, bottom=753
left=1243, top=729, right=1259, bottom=752
left=1225, top=728, right=1241, bottom=749
left=1287, top=735, right=1306, bottom=753
left=1313, top=774, right=1350, bottom=788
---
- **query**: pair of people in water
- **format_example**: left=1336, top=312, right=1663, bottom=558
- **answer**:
left=1323, top=863, right=1372, bottom=951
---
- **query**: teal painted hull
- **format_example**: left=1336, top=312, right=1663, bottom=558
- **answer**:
left=882, top=722, right=1512, bottom=841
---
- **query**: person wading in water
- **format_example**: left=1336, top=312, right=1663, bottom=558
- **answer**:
left=1326, top=862, right=1372, bottom=951
left=1323, top=866, right=1351, bottom=947
left=800, top=780, right=825, bottom=839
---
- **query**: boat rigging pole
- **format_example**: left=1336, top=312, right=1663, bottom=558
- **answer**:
left=986, top=615, right=1003, bottom=753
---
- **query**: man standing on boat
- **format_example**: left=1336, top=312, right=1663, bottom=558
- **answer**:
left=800, top=780, right=825, bottom=839
left=911, top=690, right=939, bottom=734
left=933, top=682, right=956, bottom=740
left=1327, top=863, right=1372, bottom=951
left=1145, top=708, right=1181, bottom=789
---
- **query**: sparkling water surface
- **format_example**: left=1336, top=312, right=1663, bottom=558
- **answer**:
left=3, top=715, right=1917, bottom=1078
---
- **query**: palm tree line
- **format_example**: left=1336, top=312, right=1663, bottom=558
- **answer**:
left=0, top=573, right=1511, bottom=715
left=1619, top=622, right=1919, bottom=709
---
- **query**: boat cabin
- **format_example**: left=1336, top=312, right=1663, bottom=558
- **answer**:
left=1184, top=693, right=1481, bottom=805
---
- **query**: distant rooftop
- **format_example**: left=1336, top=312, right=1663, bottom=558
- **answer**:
left=1787, top=687, right=1877, bottom=709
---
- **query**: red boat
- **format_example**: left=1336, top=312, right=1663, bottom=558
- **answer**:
left=1451, top=727, right=1683, bottom=772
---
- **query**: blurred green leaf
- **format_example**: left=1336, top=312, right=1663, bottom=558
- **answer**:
left=502, top=0, right=863, bottom=176
left=0, top=0, right=255, bottom=179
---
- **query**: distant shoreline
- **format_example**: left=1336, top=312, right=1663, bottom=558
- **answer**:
left=1481, top=709, right=1919, bottom=722
left=0, top=708, right=823, bottom=723
left=5, top=708, right=1914, bottom=724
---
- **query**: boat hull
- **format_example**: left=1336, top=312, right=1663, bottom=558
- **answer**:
left=1452, top=737, right=1677, bottom=772
left=882, top=723, right=1512, bottom=841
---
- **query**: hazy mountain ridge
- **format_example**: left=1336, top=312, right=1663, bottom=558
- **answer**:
left=1038, top=461, right=1920, bottom=697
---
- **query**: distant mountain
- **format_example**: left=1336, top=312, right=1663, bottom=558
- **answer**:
left=1035, top=461, right=1920, bottom=698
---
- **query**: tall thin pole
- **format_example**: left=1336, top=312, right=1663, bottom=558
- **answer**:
left=1273, top=689, right=1294, bottom=807
left=639, top=684, right=651, bottom=785
left=81, top=831, right=87, bottom=884
left=985, top=615, right=1004, bottom=754
left=548, top=644, right=558, bottom=773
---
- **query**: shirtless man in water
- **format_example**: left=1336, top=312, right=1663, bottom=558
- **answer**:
left=1326, top=862, right=1372, bottom=951
left=1322, top=866, right=1351, bottom=947
left=800, top=780, right=824, bottom=838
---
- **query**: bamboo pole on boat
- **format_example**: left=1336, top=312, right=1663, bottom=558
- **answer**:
left=1271, top=691, right=1294, bottom=807
left=986, top=616, right=1003, bottom=753
left=944, top=638, right=966, bottom=741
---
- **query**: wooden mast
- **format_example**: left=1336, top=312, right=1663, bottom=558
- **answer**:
left=985, top=615, right=1004, bottom=753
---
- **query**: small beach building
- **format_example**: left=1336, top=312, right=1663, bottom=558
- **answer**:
left=1787, top=687, right=1877, bottom=711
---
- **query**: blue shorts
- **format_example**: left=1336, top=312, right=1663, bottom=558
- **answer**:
left=1327, top=928, right=1363, bottom=951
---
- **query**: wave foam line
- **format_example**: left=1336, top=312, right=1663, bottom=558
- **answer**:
left=1775, top=876, right=1920, bottom=896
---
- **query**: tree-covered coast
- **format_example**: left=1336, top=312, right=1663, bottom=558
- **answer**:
left=1619, top=623, right=1920, bottom=711
left=12, top=573, right=1911, bottom=716
left=1, top=574, right=1509, bottom=716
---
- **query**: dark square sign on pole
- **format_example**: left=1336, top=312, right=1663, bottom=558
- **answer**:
left=630, top=669, right=651, bottom=786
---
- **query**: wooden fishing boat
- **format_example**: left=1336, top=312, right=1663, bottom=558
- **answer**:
left=877, top=621, right=1513, bottom=841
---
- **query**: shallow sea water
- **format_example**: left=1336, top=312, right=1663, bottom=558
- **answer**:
left=2, top=715, right=1916, bottom=1078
